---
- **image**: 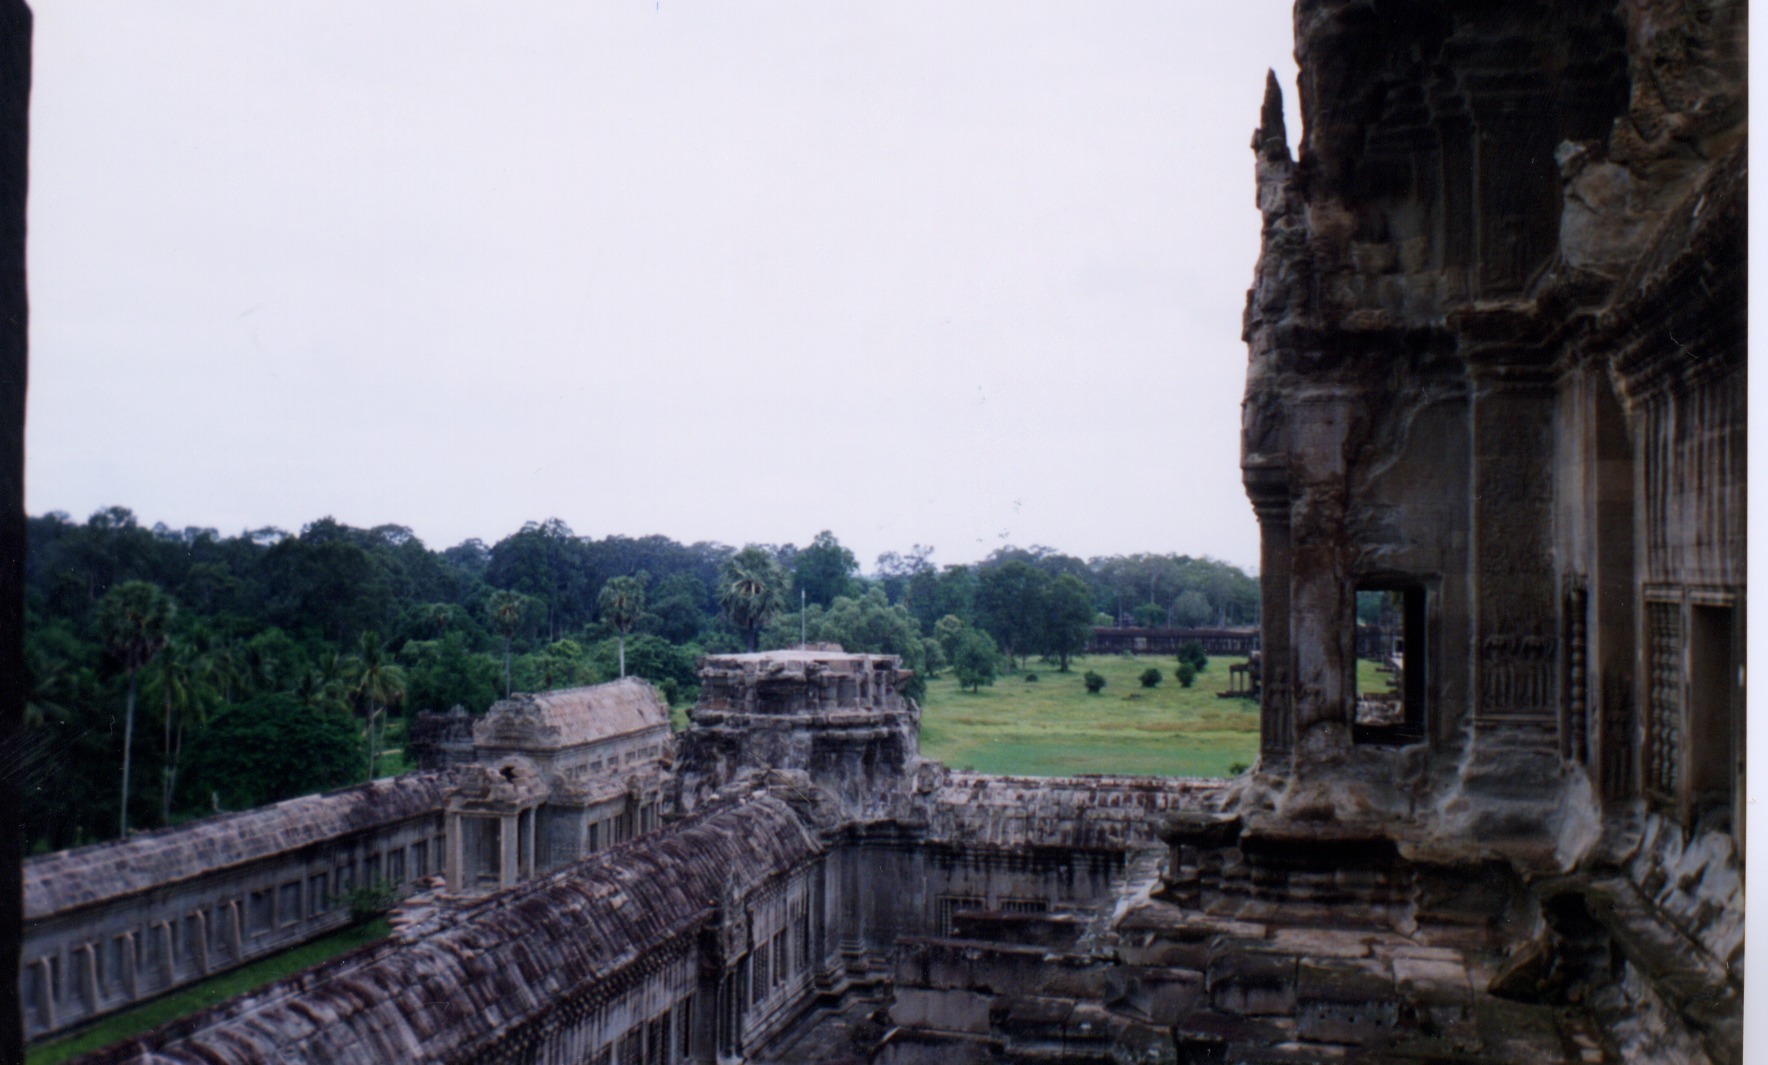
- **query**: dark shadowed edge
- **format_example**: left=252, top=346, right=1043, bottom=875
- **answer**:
left=0, top=3, right=29, bottom=1063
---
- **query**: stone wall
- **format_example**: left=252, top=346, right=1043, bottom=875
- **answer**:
left=21, top=774, right=450, bottom=1041
left=1238, top=0, right=1744, bottom=1060
left=76, top=793, right=824, bottom=1065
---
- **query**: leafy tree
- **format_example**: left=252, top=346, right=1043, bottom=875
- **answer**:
left=1176, top=662, right=1197, bottom=688
left=513, top=638, right=593, bottom=693
left=1041, top=574, right=1096, bottom=672
left=398, top=631, right=500, bottom=715
left=1083, top=670, right=1106, bottom=695
left=874, top=544, right=934, bottom=606
left=260, top=520, right=397, bottom=645
left=719, top=546, right=787, bottom=653
left=976, top=560, right=1048, bottom=669
left=1132, top=602, right=1168, bottom=628
left=644, top=572, right=710, bottom=643
left=586, top=635, right=699, bottom=695
left=908, top=564, right=974, bottom=637
left=597, top=574, right=647, bottom=677
left=1139, top=667, right=1162, bottom=688
left=770, top=587, right=929, bottom=701
left=486, top=518, right=591, bottom=640
left=99, top=580, right=175, bottom=835
left=794, top=530, right=859, bottom=608
left=180, top=693, right=363, bottom=811
left=932, top=614, right=968, bottom=664
left=1171, top=590, right=1214, bottom=628
left=952, top=629, right=1001, bottom=692
left=920, top=636, right=947, bottom=678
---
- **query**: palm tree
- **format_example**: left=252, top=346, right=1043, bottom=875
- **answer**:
left=98, top=580, right=175, bottom=836
left=351, top=631, right=406, bottom=781
left=486, top=590, right=532, bottom=697
left=191, top=628, right=243, bottom=705
left=597, top=574, right=647, bottom=678
left=427, top=602, right=453, bottom=638
left=719, top=547, right=786, bottom=653
left=149, top=639, right=212, bottom=823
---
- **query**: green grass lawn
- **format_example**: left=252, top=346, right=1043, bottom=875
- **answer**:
left=1356, top=657, right=1399, bottom=696
left=27, top=919, right=391, bottom=1065
left=917, top=654, right=1259, bottom=778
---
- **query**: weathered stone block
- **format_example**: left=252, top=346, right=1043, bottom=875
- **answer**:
left=1207, top=947, right=1297, bottom=1016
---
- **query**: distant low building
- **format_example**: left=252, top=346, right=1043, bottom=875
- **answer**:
left=1086, top=626, right=1258, bottom=656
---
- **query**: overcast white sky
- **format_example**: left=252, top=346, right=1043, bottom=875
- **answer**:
left=24, top=2, right=1299, bottom=574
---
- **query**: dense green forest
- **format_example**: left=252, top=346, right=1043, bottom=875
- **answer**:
left=22, top=507, right=1258, bottom=853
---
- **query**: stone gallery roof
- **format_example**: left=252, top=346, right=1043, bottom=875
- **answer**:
left=25, top=774, right=451, bottom=920
left=472, top=677, right=670, bottom=751
left=89, top=795, right=820, bottom=1065
left=923, top=772, right=1229, bottom=850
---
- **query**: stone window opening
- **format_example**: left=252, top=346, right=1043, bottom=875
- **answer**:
left=1686, top=602, right=1741, bottom=832
left=278, top=881, right=302, bottom=927
left=1352, top=584, right=1427, bottom=744
left=247, top=889, right=273, bottom=936
left=937, top=895, right=985, bottom=937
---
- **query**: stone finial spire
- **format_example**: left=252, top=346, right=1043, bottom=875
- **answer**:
left=1254, top=69, right=1290, bottom=163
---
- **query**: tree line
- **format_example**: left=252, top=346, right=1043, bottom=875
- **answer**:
left=22, top=508, right=1256, bottom=852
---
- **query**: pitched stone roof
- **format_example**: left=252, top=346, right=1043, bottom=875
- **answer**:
left=25, top=774, right=451, bottom=920
left=85, top=795, right=820, bottom=1064
left=472, top=677, right=670, bottom=751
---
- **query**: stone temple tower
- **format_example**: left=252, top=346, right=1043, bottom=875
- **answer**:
left=673, top=647, right=921, bottom=821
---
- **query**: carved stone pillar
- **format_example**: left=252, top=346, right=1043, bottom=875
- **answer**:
left=1465, top=359, right=1561, bottom=793
left=445, top=810, right=464, bottom=893
left=193, top=910, right=209, bottom=976
left=1245, top=465, right=1292, bottom=765
left=122, top=931, right=138, bottom=1000
left=500, top=813, right=519, bottom=889
left=1286, top=392, right=1357, bottom=766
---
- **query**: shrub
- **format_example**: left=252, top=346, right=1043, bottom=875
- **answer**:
left=1176, top=640, right=1208, bottom=672
left=1139, top=667, right=1162, bottom=688
left=1083, top=670, right=1106, bottom=695
left=344, top=879, right=399, bottom=924
left=1176, top=662, right=1197, bottom=688
left=1228, top=761, right=1250, bottom=776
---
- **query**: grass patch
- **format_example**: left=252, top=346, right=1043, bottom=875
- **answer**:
left=27, top=919, right=391, bottom=1065
left=918, top=654, right=1258, bottom=778
left=1356, top=657, right=1398, bottom=696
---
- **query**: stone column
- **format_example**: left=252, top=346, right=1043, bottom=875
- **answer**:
left=158, top=921, right=174, bottom=986
left=523, top=806, right=537, bottom=880
left=1464, top=360, right=1561, bottom=797
left=193, top=910, right=210, bottom=976
left=500, top=814, right=519, bottom=889
left=1246, top=467, right=1292, bottom=765
left=226, top=900, right=243, bottom=961
left=445, top=810, right=464, bottom=892
left=76, top=943, right=96, bottom=1012
left=122, top=931, right=138, bottom=1000
left=1286, top=391, right=1357, bottom=766
left=34, top=957, right=54, bottom=1034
